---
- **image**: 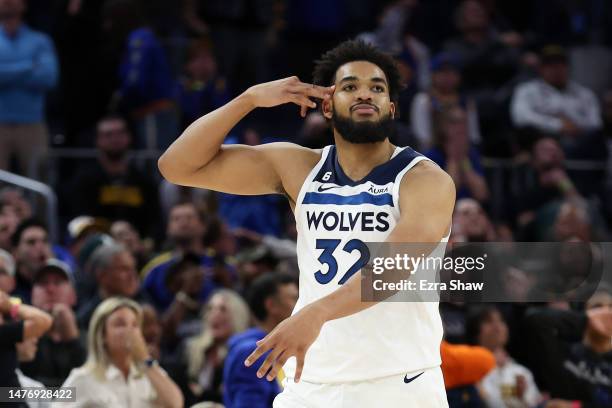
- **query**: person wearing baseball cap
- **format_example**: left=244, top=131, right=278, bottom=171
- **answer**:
left=20, top=259, right=86, bottom=387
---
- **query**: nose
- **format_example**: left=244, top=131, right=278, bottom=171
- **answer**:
left=355, top=86, right=373, bottom=102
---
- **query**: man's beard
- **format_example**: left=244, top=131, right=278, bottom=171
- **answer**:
left=331, top=108, right=396, bottom=144
left=104, top=150, right=127, bottom=162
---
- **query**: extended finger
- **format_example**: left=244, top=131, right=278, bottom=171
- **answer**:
left=293, top=83, right=334, bottom=99
left=266, top=351, right=288, bottom=381
left=245, top=337, right=274, bottom=367
left=294, top=352, right=305, bottom=383
left=300, top=104, right=308, bottom=118
left=256, top=346, right=285, bottom=379
left=289, top=94, right=316, bottom=110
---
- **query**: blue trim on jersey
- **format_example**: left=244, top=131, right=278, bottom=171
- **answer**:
left=313, top=145, right=423, bottom=186
left=302, top=191, right=394, bottom=206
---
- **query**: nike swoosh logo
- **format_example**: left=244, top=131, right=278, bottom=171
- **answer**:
left=403, top=371, right=424, bottom=384
left=317, top=185, right=338, bottom=192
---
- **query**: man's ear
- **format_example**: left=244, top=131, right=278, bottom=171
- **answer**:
left=322, top=97, right=333, bottom=120
left=390, top=102, right=396, bottom=119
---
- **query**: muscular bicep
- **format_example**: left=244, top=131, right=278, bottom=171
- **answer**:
left=164, top=142, right=316, bottom=196
left=387, top=162, right=455, bottom=244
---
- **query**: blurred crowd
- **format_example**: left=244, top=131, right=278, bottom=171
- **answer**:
left=0, top=0, right=611, bottom=407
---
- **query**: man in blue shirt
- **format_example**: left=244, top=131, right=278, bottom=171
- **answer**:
left=0, top=0, right=58, bottom=180
left=223, top=273, right=298, bottom=408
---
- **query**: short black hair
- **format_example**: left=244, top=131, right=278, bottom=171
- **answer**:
left=246, top=272, right=296, bottom=322
left=312, top=39, right=401, bottom=105
left=465, top=305, right=501, bottom=345
left=11, top=218, right=48, bottom=248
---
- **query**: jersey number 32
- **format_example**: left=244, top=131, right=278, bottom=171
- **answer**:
left=314, top=239, right=370, bottom=284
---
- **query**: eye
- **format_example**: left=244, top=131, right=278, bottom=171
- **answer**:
left=342, top=84, right=355, bottom=91
left=373, top=85, right=385, bottom=92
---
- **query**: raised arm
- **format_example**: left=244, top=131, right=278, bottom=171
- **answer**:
left=245, top=161, right=455, bottom=381
left=158, top=77, right=334, bottom=195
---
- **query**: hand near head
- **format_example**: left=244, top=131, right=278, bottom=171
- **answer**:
left=245, top=76, right=334, bottom=118
left=127, top=327, right=150, bottom=363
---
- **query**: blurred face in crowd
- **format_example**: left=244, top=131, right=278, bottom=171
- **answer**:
left=96, top=118, right=131, bottom=161
left=443, top=108, right=469, bottom=145
left=0, top=0, right=25, bottom=20
left=167, top=204, right=205, bottom=246
left=15, top=226, right=52, bottom=281
left=104, top=307, right=139, bottom=358
left=268, top=282, right=299, bottom=324
left=98, top=251, right=139, bottom=298
left=141, top=304, right=161, bottom=360
left=0, top=258, right=14, bottom=293
left=111, top=221, right=142, bottom=255
left=31, top=270, right=77, bottom=311
left=540, top=61, right=569, bottom=89
left=585, top=290, right=612, bottom=341
left=432, top=67, right=460, bottom=94
left=206, top=293, right=235, bottom=341
left=532, top=137, right=564, bottom=171
left=16, top=338, right=38, bottom=362
left=187, top=48, right=217, bottom=82
left=0, top=208, right=17, bottom=250
left=0, top=189, right=32, bottom=220
left=325, top=61, right=396, bottom=144
left=458, top=0, right=489, bottom=32
left=478, top=309, right=508, bottom=350
left=454, top=198, right=489, bottom=241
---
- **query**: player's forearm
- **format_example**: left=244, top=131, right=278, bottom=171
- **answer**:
left=158, top=91, right=255, bottom=181
left=313, top=271, right=376, bottom=323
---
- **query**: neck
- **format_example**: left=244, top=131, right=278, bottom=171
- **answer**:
left=333, top=135, right=395, bottom=182
left=584, top=332, right=612, bottom=354
left=111, top=353, right=132, bottom=380
left=99, top=155, right=128, bottom=175
left=1, top=18, right=22, bottom=36
left=178, top=240, right=205, bottom=254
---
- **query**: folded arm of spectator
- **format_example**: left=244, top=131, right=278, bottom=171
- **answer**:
left=511, top=84, right=564, bottom=133
left=23, top=37, right=58, bottom=91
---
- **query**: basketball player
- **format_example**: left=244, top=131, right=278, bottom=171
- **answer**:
left=159, top=40, right=455, bottom=407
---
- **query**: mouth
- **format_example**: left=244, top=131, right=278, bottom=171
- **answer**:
left=351, top=104, right=378, bottom=115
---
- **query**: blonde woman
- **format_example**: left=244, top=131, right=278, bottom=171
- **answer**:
left=52, top=297, right=183, bottom=407
left=184, top=289, right=249, bottom=404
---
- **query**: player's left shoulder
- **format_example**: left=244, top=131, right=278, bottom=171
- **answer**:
left=400, top=160, right=455, bottom=199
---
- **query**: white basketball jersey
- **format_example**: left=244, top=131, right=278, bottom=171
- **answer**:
left=283, top=145, right=449, bottom=383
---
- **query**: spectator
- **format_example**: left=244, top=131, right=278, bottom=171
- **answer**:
left=511, top=46, right=602, bottom=138
left=184, top=289, right=250, bottom=405
left=451, top=198, right=496, bottom=243
left=223, top=273, right=298, bottom=408
left=425, top=106, right=489, bottom=202
left=159, top=252, right=211, bottom=349
left=103, top=0, right=178, bottom=150
left=175, top=38, right=231, bottom=129
left=54, top=297, right=183, bottom=408
left=76, top=243, right=147, bottom=329
left=524, top=286, right=612, bottom=407
left=110, top=220, right=152, bottom=271
left=444, top=0, right=521, bottom=96
left=410, top=52, right=481, bottom=150
left=0, top=0, right=58, bottom=180
left=512, top=137, right=586, bottom=238
left=0, top=248, right=15, bottom=293
left=142, top=202, right=223, bottom=312
left=0, top=289, right=52, bottom=394
left=70, top=115, right=160, bottom=240
left=467, top=306, right=542, bottom=408
left=0, top=186, right=32, bottom=221
left=0, top=201, right=19, bottom=250
left=20, top=259, right=86, bottom=387
left=10, top=218, right=53, bottom=303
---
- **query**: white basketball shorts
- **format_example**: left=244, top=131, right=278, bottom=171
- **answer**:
left=273, top=366, right=449, bottom=408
